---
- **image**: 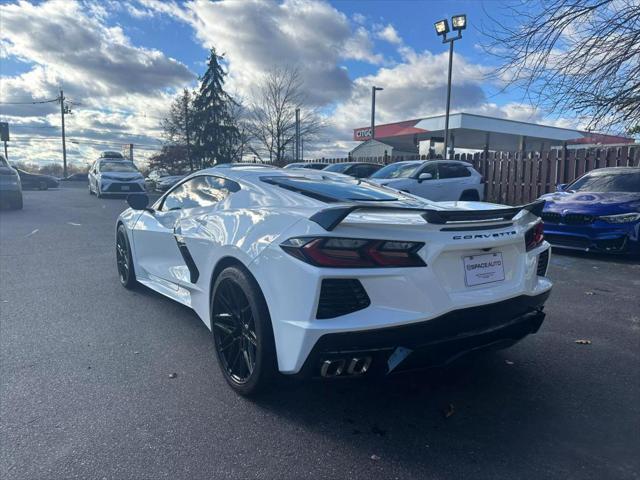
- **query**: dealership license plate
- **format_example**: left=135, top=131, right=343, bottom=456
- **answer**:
left=463, top=252, right=505, bottom=287
left=120, top=185, right=130, bottom=191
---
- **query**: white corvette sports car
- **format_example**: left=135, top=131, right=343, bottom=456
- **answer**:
left=115, top=165, right=552, bottom=395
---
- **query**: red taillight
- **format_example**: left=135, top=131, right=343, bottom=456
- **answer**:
left=525, top=221, right=544, bottom=251
left=280, top=237, right=426, bottom=268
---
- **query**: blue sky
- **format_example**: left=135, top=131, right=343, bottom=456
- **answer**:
left=0, top=0, right=564, bottom=165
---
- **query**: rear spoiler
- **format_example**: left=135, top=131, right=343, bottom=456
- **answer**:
left=309, top=199, right=545, bottom=231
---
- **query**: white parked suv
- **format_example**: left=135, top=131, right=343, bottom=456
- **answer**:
left=368, top=160, right=484, bottom=201
left=89, top=160, right=145, bottom=198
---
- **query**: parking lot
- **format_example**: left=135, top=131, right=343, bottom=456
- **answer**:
left=1, top=183, right=639, bottom=480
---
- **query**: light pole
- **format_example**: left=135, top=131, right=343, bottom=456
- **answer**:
left=371, top=86, right=383, bottom=140
left=434, top=14, right=466, bottom=159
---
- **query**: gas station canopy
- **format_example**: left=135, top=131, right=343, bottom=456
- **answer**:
left=352, top=113, right=634, bottom=155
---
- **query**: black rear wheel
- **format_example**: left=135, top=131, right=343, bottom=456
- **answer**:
left=210, top=266, right=276, bottom=396
left=116, top=225, right=136, bottom=289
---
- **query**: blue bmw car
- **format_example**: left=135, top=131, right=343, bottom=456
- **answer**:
left=539, top=167, right=640, bottom=254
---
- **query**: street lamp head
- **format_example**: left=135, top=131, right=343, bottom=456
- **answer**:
left=374, top=86, right=384, bottom=91
left=434, top=19, right=449, bottom=36
left=452, top=14, right=467, bottom=31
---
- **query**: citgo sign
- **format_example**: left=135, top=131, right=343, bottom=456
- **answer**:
left=353, top=127, right=372, bottom=140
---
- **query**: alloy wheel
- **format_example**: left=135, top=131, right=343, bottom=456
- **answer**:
left=116, top=231, right=130, bottom=284
left=212, top=279, right=258, bottom=384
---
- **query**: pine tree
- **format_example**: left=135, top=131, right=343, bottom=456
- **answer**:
left=192, top=48, right=239, bottom=167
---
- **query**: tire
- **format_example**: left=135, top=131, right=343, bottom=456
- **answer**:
left=459, top=190, right=480, bottom=201
left=116, top=225, right=137, bottom=289
left=39, top=181, right=48, bottom=191
left=210, top=266, right=276, bottom=396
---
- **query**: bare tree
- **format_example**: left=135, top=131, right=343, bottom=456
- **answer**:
left=482, top=0, right=640, bottom=133
left=160, top=88, right=195, bottom=171
left=247, top=67, right=323, bottom=165
left=227, top=100, right=252, bottom=162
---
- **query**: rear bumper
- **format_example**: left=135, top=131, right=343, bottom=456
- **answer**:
left=544, top=221, right=640, bottom=254
left=295, top=291, right=550, bottom=378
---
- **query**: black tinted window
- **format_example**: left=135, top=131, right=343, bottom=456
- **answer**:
left=419, top=163, right=438, bottom=178
left=352, top=164, right=381, bottom=178
left=323, top=163, right=352, bottom=173
left=161, top=176, right=240, bottom=211
left=438, top=163, right=471, bottom=179
left=262, top=175, right=404, bottom=202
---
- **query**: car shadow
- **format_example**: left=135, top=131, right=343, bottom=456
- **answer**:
left=551, top=246, right=640, bottom=264
left=245, top=352, right=577, bottom=474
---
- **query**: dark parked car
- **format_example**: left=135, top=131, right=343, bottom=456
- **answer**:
left=99, top=151, right=125, bottom=160
left=0, top=154, right=23, bottom=209
left=322, top=162, right=383, bottom=178
left=17, top=169, right=59, bottom=190
left=155, top=174, right=188, bottom=192
left=284, top=162, right=329, bottom=170
left=62, top=173, right=89, bottom=181
left=144, top=169, right=170, bottom=192
left=539, top=167, right=640, bottom=254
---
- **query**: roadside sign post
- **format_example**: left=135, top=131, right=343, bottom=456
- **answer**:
left=0, top=122, right=9, bottom=160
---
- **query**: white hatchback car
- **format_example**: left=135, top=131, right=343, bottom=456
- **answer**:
left=369, top=160, right=484, bottom=201
left=89, top=160, right=145, bottom=198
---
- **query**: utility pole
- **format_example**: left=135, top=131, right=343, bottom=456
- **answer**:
left=129, top=143, right=134, bottom=163
left=295, top=108, right=300, bottom=162
left=301, top=136, right=304, bottom=162
left=59, top=89, right=68, bottom=178
left=370, top=86, right=383, bottom=140
left=184, top=94, right=193, bottom=172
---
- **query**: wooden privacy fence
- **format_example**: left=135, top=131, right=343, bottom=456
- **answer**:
left=314, top=145, right=639, bottom=205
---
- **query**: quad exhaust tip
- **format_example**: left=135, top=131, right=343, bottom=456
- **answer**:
left=320, top=357, right=372, bottom=378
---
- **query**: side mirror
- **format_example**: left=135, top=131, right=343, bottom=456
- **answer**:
left=418, top=173, right=433, bottom=182
left=556, top=183, right=567, bottom=192
left=127, top=193, right=150, bottom=210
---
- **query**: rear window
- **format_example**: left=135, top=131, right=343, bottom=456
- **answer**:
left=262, top=175, right=405, bottom=202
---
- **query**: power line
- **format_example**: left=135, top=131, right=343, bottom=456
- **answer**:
left=0, top=98, right=59, bottom=105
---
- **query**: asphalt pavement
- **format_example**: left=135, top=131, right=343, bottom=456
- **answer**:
left=1, top=183, right=639, bottom=480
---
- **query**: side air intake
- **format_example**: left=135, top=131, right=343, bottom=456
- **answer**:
left=317, top=279, right=370, bottom=319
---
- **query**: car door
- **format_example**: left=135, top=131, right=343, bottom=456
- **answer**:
left=407, top=162, right=441, bottom=200
left=132, top=175, right=239, bottom=288
left=436, top=162, right=474, bottom=200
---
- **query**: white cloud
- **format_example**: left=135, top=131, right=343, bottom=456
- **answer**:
left=142, top=0, right=389, bottom=105
left=376, top=24, right=402, bottom=45
left=0, top=0, right=581, bottom=164
left=0, top=0, right=195, bottom=165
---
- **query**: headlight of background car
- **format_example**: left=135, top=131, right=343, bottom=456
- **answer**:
left=598, top=213, right=640, bottom=224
